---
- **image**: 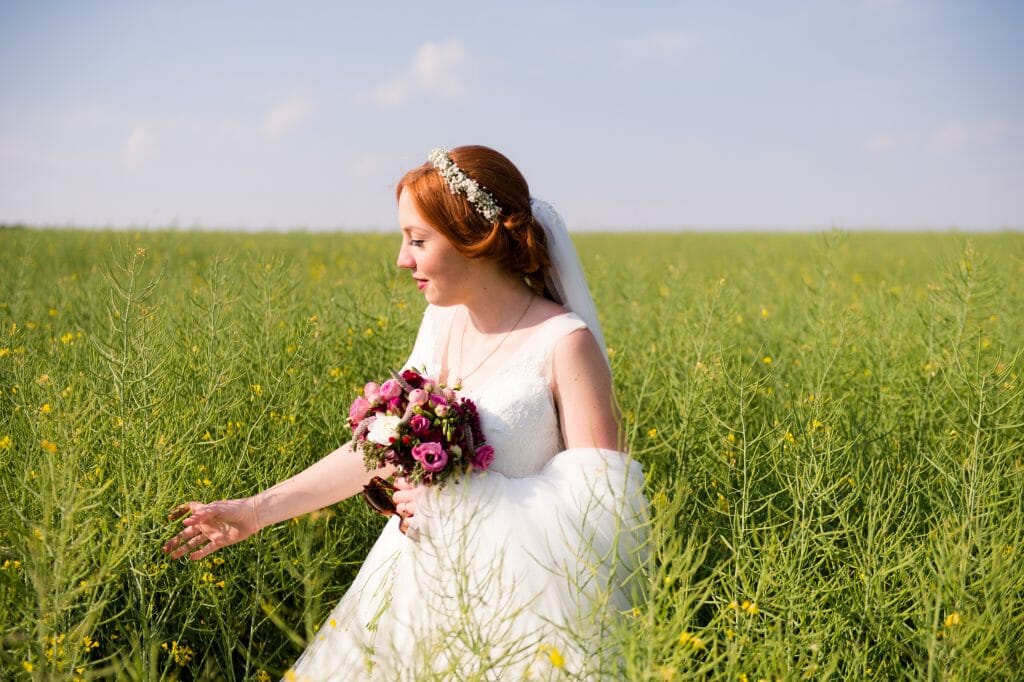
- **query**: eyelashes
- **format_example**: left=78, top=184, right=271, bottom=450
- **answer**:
left=409, top=239, right=425, bottom=247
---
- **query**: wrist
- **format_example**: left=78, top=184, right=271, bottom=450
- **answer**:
left=247, top=495, right=263, bottom=533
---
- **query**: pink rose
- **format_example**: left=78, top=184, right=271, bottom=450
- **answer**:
left=442, top=388, right=456, bottom=402
left=412, top=442, right=448, bottom=472
left=434, top=404, right=449, bottom=417
left=471, top=444, right=495, bottom=470
left=408, top=389, right=428, bottom=406
left=410, top=414, right=431, bottom=435
left=387, top=397, right=402, bottom=413
left=348, top=396, right=371, bottom=426
left=364, top=382, right=380, bottom=403
left=380, top=380, right=402, bottom=400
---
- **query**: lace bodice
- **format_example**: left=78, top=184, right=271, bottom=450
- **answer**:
left=404, top=304, right=588, bottom=478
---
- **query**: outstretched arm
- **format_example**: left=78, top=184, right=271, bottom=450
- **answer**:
left=163, top=443, right=393, bottom=561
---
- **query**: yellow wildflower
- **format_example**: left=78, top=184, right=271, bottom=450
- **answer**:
left=944, top=611, right=961, bottom=627
left=161, top=640, right=194, bottom=666
left=40, top=439, right=57, bottom=453
left=762, top=356, right=772, bottom=364
left=328, top=367, right=342, bottom=378
left=741, top=600, right=759, bottom=615
left=23, top=661, right=33, bottom=672
left=648, top=428, right=658, bottom=439
left=250, top=384, right=263, bottom=396
left=0, top=435, right=11, bottom=450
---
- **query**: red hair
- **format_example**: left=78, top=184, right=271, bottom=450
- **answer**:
left=396, top=145, right=551, bottom=294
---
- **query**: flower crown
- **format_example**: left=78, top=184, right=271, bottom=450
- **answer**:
left=428, top=148, right=503, bottom=222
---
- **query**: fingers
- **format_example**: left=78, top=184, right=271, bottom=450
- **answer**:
left=162, top=523, right=206, bottom=558
left=188, top=542, right=219, bottom=562
left=167, top=501, right=203, bottom=521
left=393, top=477, right=414, bottom=490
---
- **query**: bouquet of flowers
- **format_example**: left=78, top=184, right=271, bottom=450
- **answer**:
left=348, top=368, right=494, bottom=488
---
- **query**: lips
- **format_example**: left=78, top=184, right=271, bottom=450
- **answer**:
left=414, top=278, right=427, bottom=291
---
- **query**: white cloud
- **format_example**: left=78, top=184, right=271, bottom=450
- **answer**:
left=619, top=30, right=698, bottom=61
left=927, top=120, right=1015, bottom=154
left=262, top=95, right=314, bottom=137
left=865, top=133, right=897, bottom=153
left=123, top=127, right=150, bottom=167
left=371, top=39, right=469, bottom=107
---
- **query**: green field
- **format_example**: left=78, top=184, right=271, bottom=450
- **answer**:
left=1, top=228, right=1022, bottom=680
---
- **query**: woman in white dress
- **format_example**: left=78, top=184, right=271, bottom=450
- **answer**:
left=163, top=145, right=648, bottom=680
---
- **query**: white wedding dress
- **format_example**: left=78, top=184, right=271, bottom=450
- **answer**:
left=289, top=305, right=649, bottom=681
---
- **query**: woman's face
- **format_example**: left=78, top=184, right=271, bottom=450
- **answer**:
left=396, top=189, right=475, bottom=306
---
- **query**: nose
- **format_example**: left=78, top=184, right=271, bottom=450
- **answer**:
left=396, top=241, right=415, bottom=271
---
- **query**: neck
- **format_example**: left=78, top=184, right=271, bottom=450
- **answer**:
left=460, top=271, right=535, bottom=334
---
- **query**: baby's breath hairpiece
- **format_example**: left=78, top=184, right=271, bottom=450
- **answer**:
left=428, top=148, right=502, bottom=222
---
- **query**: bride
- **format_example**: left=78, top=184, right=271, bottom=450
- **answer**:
left=163, top=145, right=649, bottom=680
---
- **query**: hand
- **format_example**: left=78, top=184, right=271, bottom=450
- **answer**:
left=163, top=498, right=259, bottom=561
left=393, top=477, right=418, bottom=534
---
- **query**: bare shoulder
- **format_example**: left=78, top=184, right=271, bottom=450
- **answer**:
left=549, top=322, right=620, bottom=451
left=551, top=325, right=610, bottom=390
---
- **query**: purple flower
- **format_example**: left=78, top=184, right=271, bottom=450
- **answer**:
left=409, top=414, right=431, bottom=435
left=348, top=397, right=371, bottom=426
left=408, top=389, right=428, bottom=406
left=471, top=444, right=495, bottom=470
left=387, top=396, right=403, bottom=413
left=412, top=442, right=449, bottom=472
left=363, top=382, right=381, bottom=403
left=380, top=380, right=402, bottom=400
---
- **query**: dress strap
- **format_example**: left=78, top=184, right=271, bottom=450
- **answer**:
left=532, top=312, right=590, bottom=376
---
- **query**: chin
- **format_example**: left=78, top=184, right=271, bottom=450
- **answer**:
left=423, top=289, right=460, bottom=307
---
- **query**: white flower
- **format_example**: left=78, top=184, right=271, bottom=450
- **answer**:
left=367, top=415, right=403, bottom=446
left=428, top=148, right=502, bottom=221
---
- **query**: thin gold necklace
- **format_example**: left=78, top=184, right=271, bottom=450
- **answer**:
left=453, top=295, right=534, bottom=390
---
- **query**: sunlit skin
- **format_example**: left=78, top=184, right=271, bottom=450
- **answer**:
left=163, top=192, right=620, bottom=560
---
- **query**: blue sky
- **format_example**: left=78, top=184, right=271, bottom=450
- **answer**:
left=1, top=1, right=1021, bottom=231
